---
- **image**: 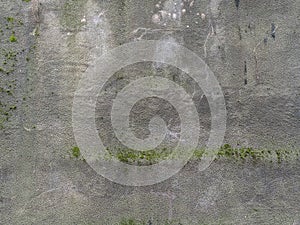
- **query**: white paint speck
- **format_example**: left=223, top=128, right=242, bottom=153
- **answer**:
left=201, top=13, right=206, bottom=20
left=81, top=16, right=86, bottom=23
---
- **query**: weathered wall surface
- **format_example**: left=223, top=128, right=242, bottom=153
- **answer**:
left=0, top=0, right=300, bottom=224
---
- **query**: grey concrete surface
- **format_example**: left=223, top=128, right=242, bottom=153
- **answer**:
left=0, top=0, right=300, bottom=224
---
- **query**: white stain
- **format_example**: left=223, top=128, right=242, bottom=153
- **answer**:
left=81, top=16, right=86, bottom=23
left=152, top=14, right=161, bottom=24
left=201, top=13, right=206, bottom=20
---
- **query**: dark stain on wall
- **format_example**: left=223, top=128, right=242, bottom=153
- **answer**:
left=235, top=0, right=240, bottom=9
left=244, top=61, right=247, bottom=85
left=271, top=23, right=276, bottom=40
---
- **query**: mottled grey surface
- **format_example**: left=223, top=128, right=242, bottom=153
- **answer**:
left=0, top=0, right=300, bottom=224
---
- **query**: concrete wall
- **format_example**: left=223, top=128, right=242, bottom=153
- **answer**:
left=0, top=0, right=299, bottom=224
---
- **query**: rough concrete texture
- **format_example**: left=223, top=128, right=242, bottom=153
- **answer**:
left=0, top=0, right=300, bottom=224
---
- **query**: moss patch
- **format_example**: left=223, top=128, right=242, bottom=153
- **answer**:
left=103, top=144, right=299, bottom=164
left=0, top=13, right=23, bottom=129
left=9, top=34, right=17, bottom=42
left=114, top=147, right=170, bottom=165
left=118, top=218, right=181, bottom=225
left=71, top=146, right=81, bottom=158
left=70, top=146, right=86, bottom=162
left=216, top=144, right=299, bottom=163
left=119, top=218, right=137, bottom=225
left=68, top=145, right=298, bottom=165
left=6, top=17, right=15, bottom=23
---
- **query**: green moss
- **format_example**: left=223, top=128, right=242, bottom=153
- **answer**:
left=69, top=146, right=86, bottom=162
left=119, top=219, right=137, bottom=225
left=9, top=34, right=17, bottom=42
left=118, top=219, right=181, bottom=225
left=22, top=0, right=31, bottom=2
left=9, top=105, right=16, bottom=110
left=112, top=147, right=170, bottom=165
left=4, top=50, right=17, bottom=60
left=0, top=99, right=12, bottom=129
left=6, top=90, right=12, bottom=95
left=0, top=18, right=21, bottom=130
left=193, top=149, right=205, bottom=159
left=1, top=50, right=17, bottom=74
left=216, top=144, right=298, bottom=163
left=104, top=144, right=299, bottom=164
left=7, top=17, right=14, bottom=23
left=71, top=146, right=81, bottom=158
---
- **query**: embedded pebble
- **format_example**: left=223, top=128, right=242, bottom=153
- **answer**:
left=152, top=14, right=161, bottom=24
